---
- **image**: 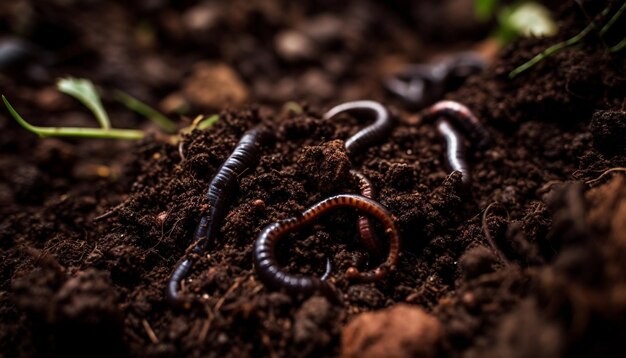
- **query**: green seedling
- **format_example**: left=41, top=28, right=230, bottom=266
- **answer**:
left=2, top=95, right=144, bottom=139
left=510, top=1, right=626, bottom=78
left=3, top=77, right=145, bottom=139
left=3, top=77, right=181, bottom=140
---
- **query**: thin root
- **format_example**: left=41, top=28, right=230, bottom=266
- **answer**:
left=585, top=167, right=626, bottom=186
left=482, top=202, right=510, bottom=265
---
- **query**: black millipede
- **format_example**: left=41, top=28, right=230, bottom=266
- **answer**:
left=253, top=194, right=400, bottom=303
left=385, top=52, right=485, bottom=108
left=424, top=100, right=490, bottom=186
left=323, top=100, right=394, bottom=157
left=167, top=126, right=273, bottom=307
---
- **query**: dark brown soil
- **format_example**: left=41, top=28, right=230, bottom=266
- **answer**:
left=1, top=1, right=625, bottom=357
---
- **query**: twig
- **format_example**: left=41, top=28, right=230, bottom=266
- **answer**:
left=197, top=310, right=214, bottom=342
left=93, top=202, right=125, bottom=222
left=142, top=319, right=159, bottom=344
left=213, top=276, right=245, bottom=312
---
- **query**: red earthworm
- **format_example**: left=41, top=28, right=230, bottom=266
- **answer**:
left=424, top=100, right=491, bottom=187
left=425, top=100, right=490, bottom=149
left=253, top=194, right=400, bottom=303
left=323, top=100, right=394, bottom=157
left=167, top=126, right=273, bottom=307
left=324, top=101, right=393, bottom=260
left=350, top=170, right=383, bottom=257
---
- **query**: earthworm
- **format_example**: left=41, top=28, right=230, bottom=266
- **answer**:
left=424, top=100, right=490, bottom=186
left=324, top=101, right=393, bottom=259
left=436, top=119, right=470, bottom=185
left=253, top=194, right=400, bottom=303
left=323, top=100, right=394, bottom=157
left=426, top=100, right=490, bottom=149
left=350, top=170, right=383, bottom=257
left=167, top=126, right=273, bottom=306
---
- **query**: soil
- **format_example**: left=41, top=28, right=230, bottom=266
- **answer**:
left=1, top=0, right=625, bottom=357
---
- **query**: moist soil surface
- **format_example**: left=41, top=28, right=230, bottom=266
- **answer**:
left=1, top=1, right=626, bottom=357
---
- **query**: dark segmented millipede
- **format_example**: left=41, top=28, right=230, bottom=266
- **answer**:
left=253, top=194, right=400, bottom=303
left=385, top=52, right=485, bottom=108
left=167, top=126, right=273, bottom=307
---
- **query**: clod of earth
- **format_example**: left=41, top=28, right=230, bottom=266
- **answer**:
left=342, top=304, right=443, bottom=358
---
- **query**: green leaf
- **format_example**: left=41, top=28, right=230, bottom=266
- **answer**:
left=197, top=114, right=220, bottom=130
left=57, top=77, right=111, bottom=129
left=504, top=2, right=556, bottom=38
left=2, top=95, right=144, bottom=140
left=114, top=90, right=177, bottom=133
left=475, top=0, right=498, bottom=21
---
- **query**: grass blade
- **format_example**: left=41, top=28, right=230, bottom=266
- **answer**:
left=610, top=36, right=626, bottom=52
left=509, top=21, right=593, bottom=78
left=114, top=90, right=177, bottom=133
left=600, top=0, right=626, bottom=36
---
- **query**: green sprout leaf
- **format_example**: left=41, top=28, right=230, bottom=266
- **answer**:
left=114, top=90, right=177, bottom=133
left=475, top=0, right=498, bottom=21
left=505, top=2, right=556, bottom=37
left=57, top=77, right=111, bottom=129
left=197, top=114, right=220, bottom=130
left=496, top=2, right=556, bottom=44
left=2, top=95, right=144, bottom=140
